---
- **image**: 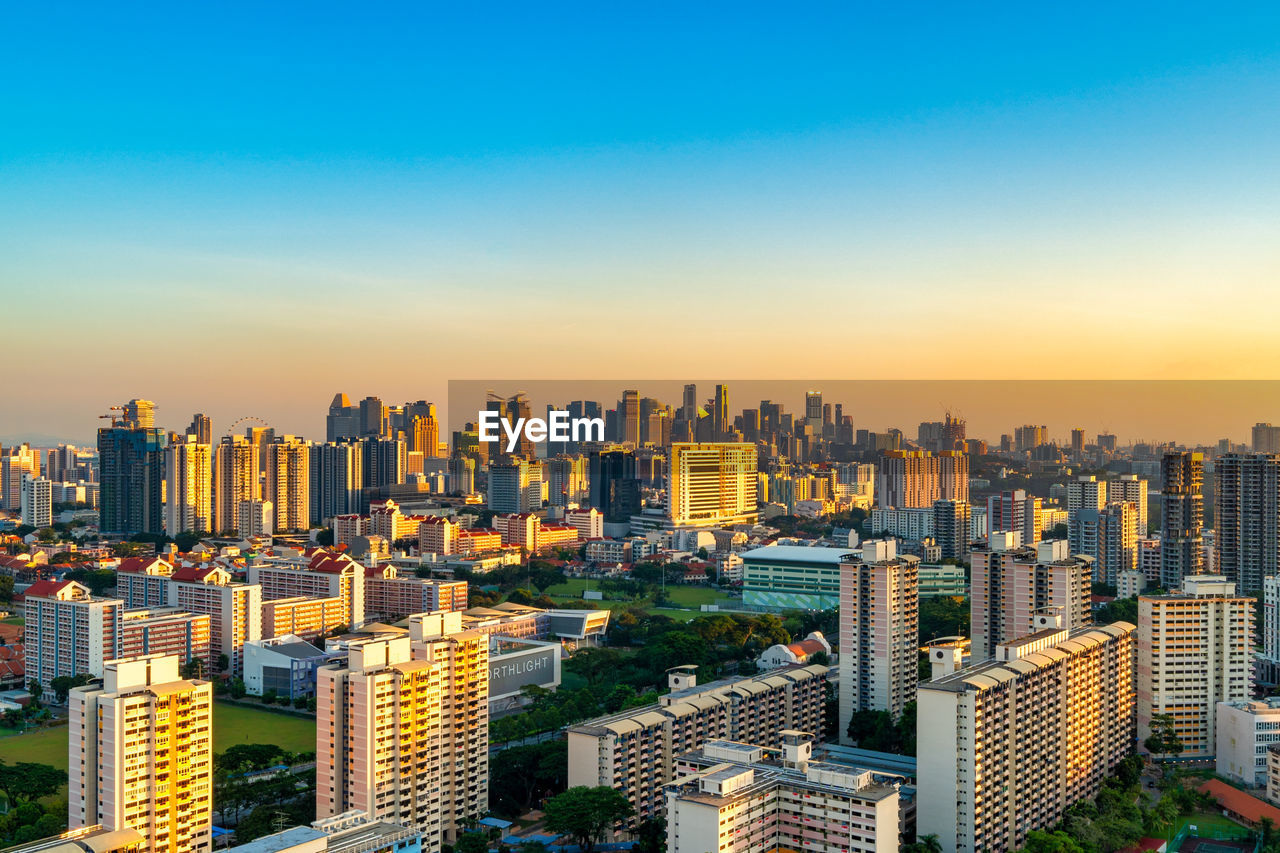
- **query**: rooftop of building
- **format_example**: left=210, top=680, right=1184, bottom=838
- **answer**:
left=217, top=826, right=324, bottom=853
left=921, top=622, right=1136, bottom=694
left=740, top=545, right=856, bottom=564
left=0, top=826, right=146, bottom=853
left=668, top=743, right=901, bottom=806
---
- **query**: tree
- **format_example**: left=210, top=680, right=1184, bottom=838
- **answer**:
left=181, top=657, right=205, bottom=679
left=49, top=673, right=92, bottom=704
left=1144, top=713, right=1183, bottom=761
left=542, top=786, right=633, bottom=853
left=0, top=762, right=68, bottom=804
left=633, top=815, right=666, bottom=853
left=217, top=653, right=231, bottom=673
left=1015, top=830, right=1086, bottom=853
left=563, top=647, right=620, bottom=687
left=905, top=835, right=943, bottom=853
left=27, top=678, right=43, bottom=706
left=0, top=575, right=14, bottom=602
left=453, top=833, right=489, bottom=853
left=228, top=678, right=247, bottom=699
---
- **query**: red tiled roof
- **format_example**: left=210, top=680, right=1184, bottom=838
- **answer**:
left=787, top=639, right=828, bottom=657
left=1198, top=779, right=1280, bottom=826
left=171, top=566, right=222, bottom=582
left=24, top=579, right=76, bottom=598
left=117, top=556, right=170, bottom=574
left=0, top=644, right=24, bottom=681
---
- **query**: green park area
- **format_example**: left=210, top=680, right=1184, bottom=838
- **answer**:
left=541, top=576, right=722, bottom=618
left=0, top=700, right=317, bottom=773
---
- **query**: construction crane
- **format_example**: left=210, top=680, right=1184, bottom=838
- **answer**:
left=98, top=406, right=126, bottom=427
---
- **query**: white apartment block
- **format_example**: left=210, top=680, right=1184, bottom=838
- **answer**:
left=24, top=579, right=122, bottom=692
left=665, top=734, right=901, bottom=853
left=1138, top=576, right=1253, bottom=758
left=1216, top=698, right=1280, bottom=787
left=69, top=654, right=213, bottom=853
left=917, top=623, right=1136, bottom=853
left=568, top=664, right=828, bottom=824
left=20, top=473, right=53, bottom=528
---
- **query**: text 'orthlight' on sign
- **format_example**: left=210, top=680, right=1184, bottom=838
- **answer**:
left=477, top=410, right=605, bottom=453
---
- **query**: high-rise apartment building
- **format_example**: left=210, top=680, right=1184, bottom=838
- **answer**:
left=20, top=473, right=53, bottom=528
left=185, top=413, right=212, bottom=444
left=664, top=735, right=901, bottom=853
left=938, top=450, right=969, bottom=502
left=1110, top=474, right=1149, bottom=535
left=838, top=545, right=918, bottom=738
left=165, top=436, right=212, bottom=537
left=1138, top=575, right=1253, bottom=758
left=1215, top=452, right=1280, bottom=592
left=264, top=436, right=310, bottom=532
left=168, top=566, right=262, bottom=674
left=1, top=442, right=40, bottom=511
left=362, top=436, right=406, bottom=488
left=310, top=439, right=365, bottom=524
left=249, top=550, right=365, bottom=627
left=25, top=579, right=123, bottom=691
left=1013, top=424, right=1047, bottom=452
left=1066, top=475, right=1107, bottom=553
left=1161, top=451, right=1204, bottom=587
left=546, top=454, right=589, bottom=507
left=1072, top=501, right=1137, bottom=585
left=317, top=612, right=488, bottom=850
left=668, top=442, right=758, bottom=528
left=877, top=451, right=940, bottom=509
left=568, top=665, right=828, bottom=823
left=99, top=426, right=166, bottom=535
left=932, top=499, right=972, bottom=562
left=119, top=608, right=214, bottom=675
left=917, top=623, right=1136, bottom=853
left=69, top=654, right=213, bottom=853
left=969, top=539, right=1092, bottom=661
left=213, top=435, right=260, bottom=534
left=1255, top=423, right=1280, bottom=454
left=985, top=489, right=1042, bottom=546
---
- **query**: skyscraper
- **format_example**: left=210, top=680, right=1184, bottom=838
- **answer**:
left=937, top=450, right=969, bottom=502
left=712, top=384, right=730, bottom=440
left=838, top=543, right=918, bottom=738
left=1215, top=452, right=1280, bottom=592
left=619, top=389, right=641, bottom=446
left=588, top=448, right=641, bottom=525
left=1110, top=474, right=1149, bottom=536
left=99, top=425, right=166, bottom=535
left=1066, top=475, right=1107, bottom=553
left=122, top=399, right=156, bottom=430
left=362, top=436, right=406, bottom=488
left=1161, top=451, right=1204, bottom=587
left=326, top=393, right=360, bottom=441
left=668, top=442, right=758, bottom=528
left=985, top=489, right=1042, bottom=546
left=213, top=435, right=259, bottom=534
left=411, top=408, right=441, bottom=457
left=185, top=413, right=212, bottom=444
left=310, top=439, right=365, bottom=524
left=487, top=460, right=541, bottom=513
left=359, top=395, right=389, bottom=437
left=69, top=654, right=213, bottom=853
left=877, top=451, right=941, bottom=508
left=20, top=474, right=52, bottom=528
left=165, top=436, right=212, bottom=537
left=1, top=443, right=41, bottom=511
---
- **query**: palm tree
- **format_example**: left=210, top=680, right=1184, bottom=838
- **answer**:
left=906, top=835, right=943, bottom=853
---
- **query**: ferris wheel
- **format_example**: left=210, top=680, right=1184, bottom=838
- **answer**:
left=224, top=415, right=273, bottom=437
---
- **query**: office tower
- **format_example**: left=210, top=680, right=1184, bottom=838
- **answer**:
left=588, top=448, right=640, bottom=523
left=326, top=393, right=360, bottom=441
left=1215, top=453, right=1280, bottom=592
left=213, top=435, right=259, bottom=534
left=1110, top=474, right=1149, bottom=535
left=1161, top=451, right=1204, bottom=587
left=805, top=390, right=823, bottom=425
left=837, top=545, right=918, bottom=739
left=568, top=664, right=828, bottom=823
left=665, top=735, right=900, bottom=853
left=447, top=455, right=476, bottom=495
left=487, top=459, right=540, bottom=513
left=362, top=436, right=405, bottom=488
left=24, top=579, right=123, bottom=691
left=1255, top=423, right=1280, bottom=454
left=1, top=442, right=40, bottom=510
left=1139, top=576, right=1252, bottom=760
left=917, top=623, right=1135, bottom=853
left=69, top=654, right=213, bottom=853
left=546, top=454, right=589, bottom=507
left=485, top=392, right=534, bottom=458
left=264, top=436, right=310, bottom=532
left=617, top=389, right=641, bottom=446
left=1074, top=501, right=1137, bottom=585
left=407, top=613, right=490, bottom=837
left=169, top=566, right=261, bottom=674
left=358, top=395, right=388, bottom=437
left=681, top=384, right=697, bottom=423
left=165, top=436, right=212, bottom=537
left=98, top=425, right=166, bottom=535
left=711, top=384, right=730, bottom=439
left=185, top=413, right=212, bottom=444
left=410, top=408, right=441, bottom=457
left=1070, top=427, right=1085, bottom=455
left=1066, top=475, right=1107, bottom=553
left=45, top=443, right=80, bottom=483
left=310, top=440, right=364, bottom=524
left=933, top=499, right=971, bottom=562
left=969, top=539, right=1092, bottom=661
left=668, top=442, right=758, bottom=528
left=122, top=399, right=156, bottom=429
left=20, top=474, right=52, bottom=528
left=877, top=451, right=941, bottom=508
left=985, top=489, right=1041, bottom=546
left=938, top=450, right=968, bottom=502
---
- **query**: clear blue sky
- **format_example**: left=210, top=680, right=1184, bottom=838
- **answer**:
left=3, top=3, right=1280, bottom=442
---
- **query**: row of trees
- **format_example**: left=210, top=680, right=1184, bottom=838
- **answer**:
left=0, top=761, right=69, bottom=847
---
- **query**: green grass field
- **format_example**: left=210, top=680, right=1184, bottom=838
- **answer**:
left=0, top=701, right=317, bottom=772
left=0, top=616, right=24, bottom=626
